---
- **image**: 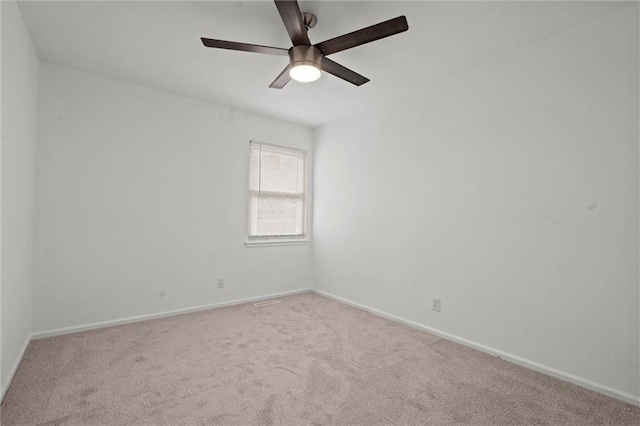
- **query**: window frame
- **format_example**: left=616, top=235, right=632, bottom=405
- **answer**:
left=245, top=141, right=309, bottom=246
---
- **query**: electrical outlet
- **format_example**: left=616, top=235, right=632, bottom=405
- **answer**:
left=217, top=278, right=224, bottom=288
left=432, top=297, right=441, bottom=312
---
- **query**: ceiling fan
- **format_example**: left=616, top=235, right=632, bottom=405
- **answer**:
left=200, top=0, right=408, bottom=89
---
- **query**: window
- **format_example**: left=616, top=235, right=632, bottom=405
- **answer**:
left=248, top=142, right=306, bottom=242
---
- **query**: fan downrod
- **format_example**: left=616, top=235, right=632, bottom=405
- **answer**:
left=302, top=12, right=317, bottom=30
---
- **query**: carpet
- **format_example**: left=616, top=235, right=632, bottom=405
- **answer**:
left=2, top=292, right=639, bottom=425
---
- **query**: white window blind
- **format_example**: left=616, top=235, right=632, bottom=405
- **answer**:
left=248, top=142, right=306, bottom=239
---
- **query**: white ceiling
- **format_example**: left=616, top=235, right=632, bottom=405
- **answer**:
left=18, top=1, right=632, bottom=128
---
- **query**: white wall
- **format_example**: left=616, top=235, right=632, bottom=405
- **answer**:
left=1, top=0, right=39, bottom=394
left=33, top=63, right=313, bottom=333
left=314, top=6, right=639, bottom=400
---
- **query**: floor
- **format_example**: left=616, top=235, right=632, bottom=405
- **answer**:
left=2, top=292, right=639, bottom=425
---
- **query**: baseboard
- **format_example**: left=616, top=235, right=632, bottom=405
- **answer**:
left=32, top=288, right=311, bottom=340
left=1, top=332, right=33, bottom=403
left=311, top=289, right=640, bottom=407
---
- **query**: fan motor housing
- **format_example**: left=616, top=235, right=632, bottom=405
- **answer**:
left=289, top=45, right=322, bottom=68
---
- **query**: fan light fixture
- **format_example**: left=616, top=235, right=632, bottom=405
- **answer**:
left=289, top=45, right=322, bottom=83
left=290, top=64, right=320, bottom=82
left=200, top=1, right=409, bottom=89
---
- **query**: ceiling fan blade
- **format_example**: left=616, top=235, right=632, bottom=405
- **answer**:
left=201, top=38, right=289, bottom=56
left=269, top=64, right=293, bottom=89
left=321, top=58, right=370, bottom=86
left=315, top=16, right=408, bottom=56
left=274, top=0, right=311, bottom=46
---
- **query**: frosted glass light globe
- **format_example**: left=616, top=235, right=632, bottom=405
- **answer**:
left=290, top=65, right=321, bottom=83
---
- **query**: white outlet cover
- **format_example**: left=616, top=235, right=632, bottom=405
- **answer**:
left=432, top=297, right=441, bottom=312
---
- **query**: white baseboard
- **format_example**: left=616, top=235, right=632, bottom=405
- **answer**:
left=32, top=288, right=311, bottom=340
left=312, top=289, right=640, bottom=407
left=1, top=333, right=33, bottom=403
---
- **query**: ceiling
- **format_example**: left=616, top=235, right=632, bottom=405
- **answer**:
left=18, top=1, right=632, bottom=128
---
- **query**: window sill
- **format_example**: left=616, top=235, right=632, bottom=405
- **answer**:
left=245, top=239, right=310, bottom=248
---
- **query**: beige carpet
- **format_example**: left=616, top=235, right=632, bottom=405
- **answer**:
left=2, top=293, right=639, bottom=425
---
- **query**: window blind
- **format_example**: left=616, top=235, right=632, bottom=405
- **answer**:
left=248, top=142, right=306, bottom=238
